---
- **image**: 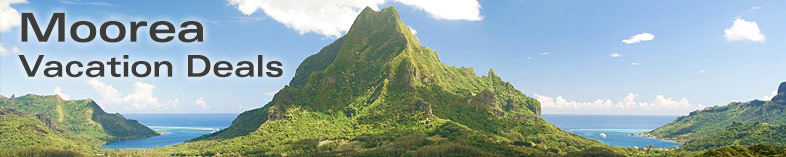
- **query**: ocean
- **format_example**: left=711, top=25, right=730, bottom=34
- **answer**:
left=542, top=114, right=681, bottom=148
left=101, top=113, right=680, bottom=149
left=100, top=113, right=238, bottom=149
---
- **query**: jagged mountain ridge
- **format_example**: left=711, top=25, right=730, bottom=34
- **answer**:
left=177, top=6, right=603, bottom=156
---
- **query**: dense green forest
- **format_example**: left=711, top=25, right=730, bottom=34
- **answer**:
left=647, top=82, right=786, bottom=151
left=699, top=144, right=786, bottom=157
left=0, top=94, right=158, bottom=155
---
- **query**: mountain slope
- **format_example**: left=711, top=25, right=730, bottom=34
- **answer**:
left=647, top=82, right=786, bottom=150
left=0, top=94, right=158, bottom=152
left=173, top=6, right=607, bottom=156
left=0, top=108, right=97, bottom=152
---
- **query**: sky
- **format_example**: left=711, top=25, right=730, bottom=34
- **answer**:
left=1, top=0, right=784, bottom=115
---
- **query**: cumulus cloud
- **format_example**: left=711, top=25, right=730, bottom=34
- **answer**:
left=622, top=32, right=655, bottom=44
left=0, top=43, right=20, bottom=56
left=227, top=0, right=481, bottom=37
left=86, top=79, right=178, bottom=112
left=0, top=0, right=26, bottom=32
left=760, top=90, right=778, bottom=100
left=228, top=0, right=385, bottom=37
left=124, top=82, right=160, bottom=110
left=86, top=79, right=123, bottom=105
left=535, top=93, right=705, bottom=115
left=53, top=87, right=70, bottom=100
left=168, top=99, right=180, bottom=111
left=195, top=97, right=210, bottom=110
left=407, top=26, right=417, bottom=35
left=724, top=18, right=766, bottom=42
left=392, top=0, right=482, bottom=21
left=610, top=53, right=621, bottom=58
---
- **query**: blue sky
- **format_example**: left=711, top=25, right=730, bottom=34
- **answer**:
left=1, top=0, right=784, bottom=115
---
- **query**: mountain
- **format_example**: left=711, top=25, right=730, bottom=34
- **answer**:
left=646, top=82, right=786, bottom=150
left=0, top=94, right=158, bottom=153
left=169, top=6, right=609, bottom=156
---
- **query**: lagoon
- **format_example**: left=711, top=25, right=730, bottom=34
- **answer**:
left=100, top=113, right=238, bottom=149
left=542, top=114, right=681, bottom=148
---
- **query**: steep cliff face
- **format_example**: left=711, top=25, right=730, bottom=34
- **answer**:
left=180, top=6, right=602, bottom=156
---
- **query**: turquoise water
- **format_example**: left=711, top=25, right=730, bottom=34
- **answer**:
left=100, top=113, right=238, bottom=149
left=102, top=113, right=680, bottom=149
left=542, top=114, right=681, bottom=148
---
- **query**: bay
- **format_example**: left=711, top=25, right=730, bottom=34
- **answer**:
left=100, top=113, right=238, bottom=149
left=542, top=114, right=681, bottom=148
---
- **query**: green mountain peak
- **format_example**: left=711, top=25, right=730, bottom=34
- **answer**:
left=182, top=6, right=603, bottom=156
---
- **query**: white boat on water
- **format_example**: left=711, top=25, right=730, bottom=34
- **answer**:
left=599, top=133, right=607, bottom=138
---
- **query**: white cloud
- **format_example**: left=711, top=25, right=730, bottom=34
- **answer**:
left=407, top=26, right=417, bottom=35
left=86, top=79, right=123, bottom=105
left=536, top=93, right=704, bottom=115
left=698, top=69, right=706, bottom=73
left=724, top=18, right=766, bottom=42
left=195, top=97, right=210, bottom=110
left=610, top=53, right=622, bottom=58
left=86, top=79, right=178, bottom=112
left=0, top=0, right=26, bottom=32
left=53, top=87, right=70, bottom=100
left=227, top=0, right=481, bottom=37
left=264, top=91, right=277, bottom=96
left=123, top=82, right=160, bottom=110
left=751, top=6, right=761, bottom=10
left=169, top=99, right=180, bottom=111
left=630, top=62, right=640, bottom=66
left=392, top=0, right=482, bottom=21
left=540, top=52, right=551, bottom=55
left=0, top=43, right=20, bottom=56
left=228, top=0, right=385, bottom=37
left=622, top=32, right=655, bottom=44
left=760, top=90, right=778, bottom=100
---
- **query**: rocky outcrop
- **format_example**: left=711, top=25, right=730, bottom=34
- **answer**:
left=267, top=108, right=288, bottom=121
left=514, top=114, right=539, bottom=122
left=404, top=103, right=432, bottom=118
left=9, top=94, right=16, bottom=104
left=474, top=90, right=497, bottom=108
left=0, top=108, right=24, bottom=116
left=35, top=114, right=65, bottom=134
